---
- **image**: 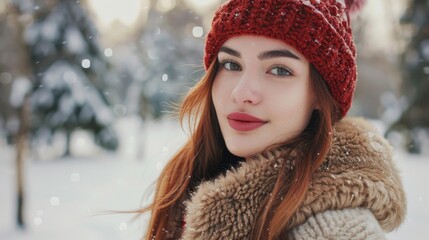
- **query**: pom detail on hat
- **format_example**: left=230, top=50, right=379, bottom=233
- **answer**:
left=345, top=0, right=367, bottom=13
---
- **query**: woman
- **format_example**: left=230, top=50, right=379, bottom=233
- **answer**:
left=140, top=0, right=406, bottom=239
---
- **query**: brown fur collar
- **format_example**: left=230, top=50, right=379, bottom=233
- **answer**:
left=180, top=118, right=406, bottom=239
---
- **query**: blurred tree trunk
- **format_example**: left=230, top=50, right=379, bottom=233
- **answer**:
left=8, top=3, right=34, bottom=229
left=15, top=95, right=30, bottom=228
left=64, top=130, right=72, bottom=157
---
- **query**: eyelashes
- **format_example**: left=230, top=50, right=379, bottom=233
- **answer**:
left=219, top=59, right=241, bottom=71
left=268, top=65, right=293, bottom=77
left=218, top=59, right=294, bottom=77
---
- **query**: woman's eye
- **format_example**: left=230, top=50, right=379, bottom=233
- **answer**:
left=222, top=61, right=241, bottom=71
left=269, top=66, right=292, bottom=76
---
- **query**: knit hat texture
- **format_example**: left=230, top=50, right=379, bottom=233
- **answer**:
left=204, top=0, right=363, bottom=117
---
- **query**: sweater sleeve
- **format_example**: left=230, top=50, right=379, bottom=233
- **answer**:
left=288, top=208, right=387, bottom=240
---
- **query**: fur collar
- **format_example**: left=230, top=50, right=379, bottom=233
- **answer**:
left=180, top=117, right=406, bottom=239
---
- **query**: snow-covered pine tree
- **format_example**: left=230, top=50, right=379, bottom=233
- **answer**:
left=112, top=0, right=205, bottom=119
left=21, top=0, right=118, bottom=155
left=388, top=0, right=429, bottom=153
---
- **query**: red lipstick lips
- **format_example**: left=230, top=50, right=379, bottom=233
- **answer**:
left=227, top=112, right=267, bottom=131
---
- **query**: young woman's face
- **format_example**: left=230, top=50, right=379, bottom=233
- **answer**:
left=212, top=35, right=318, bottom=158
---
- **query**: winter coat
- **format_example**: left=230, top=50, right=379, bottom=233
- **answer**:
left=164, top=117, right=406, bottom=239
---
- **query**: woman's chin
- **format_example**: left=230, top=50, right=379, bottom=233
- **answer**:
left=227, top=145, right=263, bottom=158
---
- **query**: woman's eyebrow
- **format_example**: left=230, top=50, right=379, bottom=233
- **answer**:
left=258, top=49, right=301, bottom=61
left=219, top=46, right=241, bottom=58
left=218, top=46, right=301, bottom=61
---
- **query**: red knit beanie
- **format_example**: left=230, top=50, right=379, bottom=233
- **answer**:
left=204, top=0, right=365, bottom=117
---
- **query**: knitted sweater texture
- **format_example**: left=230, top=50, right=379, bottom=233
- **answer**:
left=164, top=118, right=406, bottom=239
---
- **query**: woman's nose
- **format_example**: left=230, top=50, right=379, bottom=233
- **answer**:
left=231, top=73, right=262, bottom=105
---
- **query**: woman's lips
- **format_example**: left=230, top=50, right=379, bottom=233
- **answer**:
left=227, top=112, right=268, bottom=131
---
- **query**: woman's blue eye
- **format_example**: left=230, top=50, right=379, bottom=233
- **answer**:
left=222, top=61, right=241, bottom=71
left=269, top=66, right=292, bottom=76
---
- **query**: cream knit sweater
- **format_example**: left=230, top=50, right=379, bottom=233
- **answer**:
left=289, top=208, right=386, bottom=239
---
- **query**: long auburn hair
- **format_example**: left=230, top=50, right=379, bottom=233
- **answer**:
left=139, top=59, right=341, bottom=239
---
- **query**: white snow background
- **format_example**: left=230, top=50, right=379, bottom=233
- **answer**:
left=0, top=117, right=427, bottom=240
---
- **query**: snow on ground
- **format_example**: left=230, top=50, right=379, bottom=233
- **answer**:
left=0, top=118, right=187, bottom=240
left=0, top=118, right=428, bottom=240
left=386, top=151, right=429, bottom=240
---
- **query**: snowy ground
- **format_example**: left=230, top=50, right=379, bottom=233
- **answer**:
left=0, top=118, right=428, bottom=240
